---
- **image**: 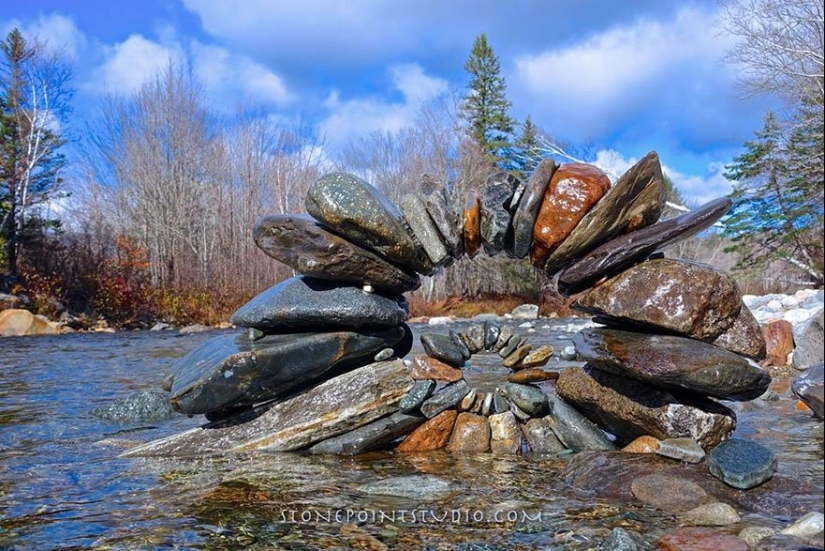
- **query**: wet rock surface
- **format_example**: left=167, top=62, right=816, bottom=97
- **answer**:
left=792, top=362, right=824, bottom=419
left=708, top=438, right=777, bottom=490
left=89, top=390, right=177, bottom=423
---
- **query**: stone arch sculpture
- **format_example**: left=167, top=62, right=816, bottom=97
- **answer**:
left=125, top=152, right=771, bottom=458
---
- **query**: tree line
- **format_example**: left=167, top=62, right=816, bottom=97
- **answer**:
left=1, top=0, right=823, bottom=327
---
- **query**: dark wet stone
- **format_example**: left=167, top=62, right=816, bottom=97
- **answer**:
left=656, top=438, right=706, bottom=463
left=398, top=379, right=437, bottom=413
left=305, top=172, right=432, bottom=273
left=711, top=301, right=768, bottom=360
left=499, top=335, right=527, bottom=358
left=167, top=327, right=405, bottom=414
left=484, top=321, right=501, bottom=350
left=510, top=158, right=556, bottom=258
left=463, top=323, right=487, bottom=354
left=420, top=379, right=470, bottom=418
left=573, top=259, right=742, bottom=341
left=89, top=390, right=176, bottom=423
left=792, top=362, right=824, bottom=419
left=557, top=196, right=732, bottom=295
left=253, top=214, right=420, bottom=293
left=602, top=527, right=648, bottom=551
left=307, top=411, right=425, bottom=455
left=556, top=366, right=736, bottom=449
left=708, top=438, right=777, bottom=490
left=502, top=383, right=549, bottom=417
left=522, top=417, right=566, bottom=453
left=794, top=308, right=824, bottom=370
left=124, top=360, right=414, bottom=456
left=546, top=392, right=616, bottom=451
left=544, top=151, right=666, bottom=275
left=421, top=333, right=466, bottom=368
left=421, top=177, right=464, bottom=258
left=492, top=390, right=509, bottom=414
left=573, top=327, right=771, bottom=401
left=393, top=323, right=414, bottom=359
left=449, top=330, right=472, bottom=360
left=494, top=325, right=514, bottom=352
left=400, top=194, right=450, bottom=266
left=479, top=171, right=521, bottom=255
left=231, top=276, right=408, bottom=331
left=563, top=451, right=821, bottom=518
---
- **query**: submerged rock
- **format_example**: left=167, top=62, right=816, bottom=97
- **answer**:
left=89, top=390, right=176, bottom=423
left=230, top=276, right=408, bottom=331
left=254, top=214, right=420, bottom=293
left=167, top=327, right=406, bottom=414
left=358, top=475, right=453, bottom=500
left=556, top=366, right=736, bottom=449
left=123, top=360, right=414, bottom=456
left=630, top=473, right=710, bottom=513
left=791, top=362, right=824, bottom=419
left=546, top=392, right=616, bottom=451
left=306, top=172, right=432, bottom=273
left=573, top=327, right=771, bottom=401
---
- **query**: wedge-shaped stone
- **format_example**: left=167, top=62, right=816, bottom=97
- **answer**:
left=573, top=259, right=742, bottom=341
left=479, top=171, right=521, bottom=255
left=254, top=214, right=420, bottom=293
left=305, top=172, right=432, bottom=273
left=231, top=276, right=408, bottom=331
left=510, top=158, right=556, bottom=258
left=557, top=196, right=732, bottom=295
left=544, top=151, right=665, bottom=275
left=420, top=176, right=464, bottom=258
left=167, top=327, right=406, bottom=414
left=573, top=327, right=770, bottom=401
left=307, top=411, right=425, bottom=455
left=400, top=194, right=450, bottom=266
left=122, top=360, right=414, bottom=456
left=556, top=366, right=736, bottom=449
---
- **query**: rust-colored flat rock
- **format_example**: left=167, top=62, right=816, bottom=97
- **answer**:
left=397, top=409, right=458, bottom=452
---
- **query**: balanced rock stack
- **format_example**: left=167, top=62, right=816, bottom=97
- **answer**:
left=125, top=151, right=770, bottom=458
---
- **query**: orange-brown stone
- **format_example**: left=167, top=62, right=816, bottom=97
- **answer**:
left=411, top=354, right=464, bottom=383
left=622, top=435, right=661, bottom=453
left=657, top=527, right=748, bottom=551
left=508, top=368, right=559, bottom=384
left=397, top=409, right=458, bottom=452
left=446, top=412, right=491, bottom=453
left=463, top=191, right=481, bottom=258
left=762, top=319, right=794, bottom=366
left=530, top=163, right=610, bottom=267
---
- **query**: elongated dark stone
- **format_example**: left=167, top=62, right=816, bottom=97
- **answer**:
left=254, top=214, right=420, bottom=293
left=480, top=171, right=521, bottom=255
left=421, top=333, right=466, bottom=368
left=557, top=196, right=732, bottom=296
left=307, top=411, right=425, bottom=455
left=509, top=158, right=556, bottom=258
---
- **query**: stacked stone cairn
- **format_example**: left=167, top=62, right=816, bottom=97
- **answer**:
left=126, top=151, right=772, bottom=474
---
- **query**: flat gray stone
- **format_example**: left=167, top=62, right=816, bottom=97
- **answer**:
left=230, top=276, right=408, bottom=331
left=557, top=196, right=732, bottom=296
left=254, top=214, right=420, bottom=293
left=306, top=172, right=433, bottom=273
left=522, top=416, right=566, bottom=453
left=420, top=379, right=470, bottom=418
left=167, top=327, right=406, bottom=414
left=573, top=327, right=771, bottom=401
left=546, top=392, right=616, bottom=451
left=421, top=332, right=466, bottom=368
left=708, top=438, right=777, bottom=489
left=656, top=437, right=706, bottom=463
left=400, top=194, right=450, bottom=266
left=480, top=171, right=521, bottom=255
left=421, top=177, right=464, bottom=258
left=544, top=151, right=666, bottom=275
left=122, top=360, right=414, bottom=456
left=307, top=411, right=425, bottom=455
left=602, top=528, right=647, bottom=551
left=791, top=362, right=824, bottom=419
left=358, top=475, right=453, bottom=500
left=509, top=158, right=556, bottom=258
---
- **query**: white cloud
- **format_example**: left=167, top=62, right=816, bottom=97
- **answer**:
left=90, top=34, right=183, bottom=95
left=190, top=41, right=291, bottom=108
left=319, top=63, right=448, bottom=149
left=1, top=13, right=85, bottom=58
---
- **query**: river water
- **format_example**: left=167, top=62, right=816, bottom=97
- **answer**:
left=1, top=323, right=822, bottom=550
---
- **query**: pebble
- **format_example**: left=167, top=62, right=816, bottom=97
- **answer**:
left=656, top=437, right=706, bottom=463
left=780, top=511, right=824, bottom=538
left=503, top=344, right=533, bottom=368
left=630, top=473, right=709, bottom=513
left=601, top=527, right=647, bottom=551
left=516, top=345, right=554, bottom=368
left=493, top=325, right=515, bottom=352
left=738, top=526, right=777, bottom=548
left=459, top=389, right=478, bottom=412
left=622, top=435, right=660, bottom=453
left=678, top=502, right=741, bottom=526
left=463, top=323, right=487, bottom=353
left=508, top=368, right=559, bottom=384
left=708, top=438, right=777, bottom=490
left=522, top=417, right=565, bottom=453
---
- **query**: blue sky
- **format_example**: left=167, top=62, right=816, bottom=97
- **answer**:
left=1, top=0, right=779, bottom=205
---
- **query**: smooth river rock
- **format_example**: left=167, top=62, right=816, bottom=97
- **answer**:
left=167, top=327, right=406, bottom=414
left=253, top=214, right=420, bottom=293
left=463, top=190, right=482, bottom=258
left=543, top=151, right=666, bottom=275
left=420, top=178, right=464, bottom=258
left=399, top=194, right=450, bottom=266
left=230, top=276, right=408, bottom=331
left=307, top=411, right=425, bottom=455
left=305, top=172, right=431, bottom=273
left=546, top=392, right=616, bottom=451
left=447, top=412, right=491, bottom=453
left=711, top=301, right=768, bottom=360
left=123, top=360, right=414, bottom=456
left=572, top=259, right=742, bottom=341
left=530, top=163, right=610, bottom=267
left=557, top=196, right=732, bottom=296
left=510, top=158, right=556, bottom=258
left=479, top=171, right=521, bottom=255
left=708, top=438, right=777, bottom=490
left=573, top=327, right=771, bottom=401
left=793, top=308, right=824, bottom=370
left=556, top=366, right=736, bottom=449
left=397, top=409, right=458, bottom=452
left=489, top=411, right=523, bottom=454
left=791, top=362, right=824, bottom=419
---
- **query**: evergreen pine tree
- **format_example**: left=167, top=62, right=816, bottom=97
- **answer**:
left=512, top=114, right=540, bottom=178
left=461, top=33, right=516, bottom=168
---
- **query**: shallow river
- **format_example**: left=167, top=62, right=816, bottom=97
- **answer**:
left=1, top=323, right=822, bottom=550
